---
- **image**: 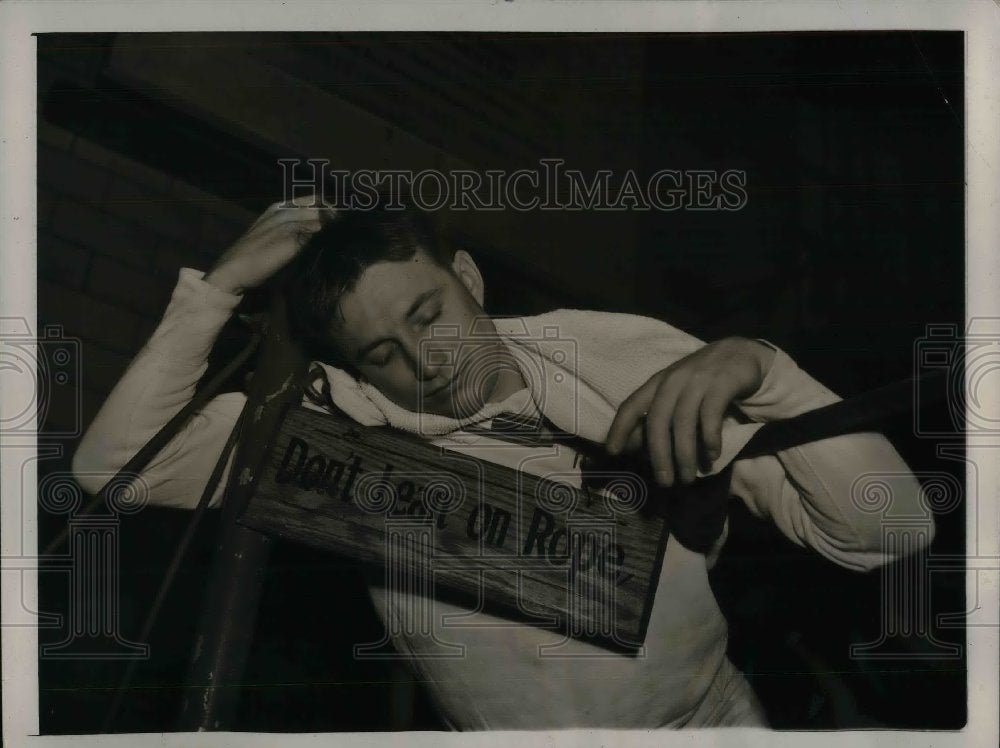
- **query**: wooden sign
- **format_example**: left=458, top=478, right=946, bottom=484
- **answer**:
left=238, top=405, right=672, bottom=652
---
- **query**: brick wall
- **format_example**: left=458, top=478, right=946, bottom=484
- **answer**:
left=37, top=94, right=256, bottom=444
left=35, top=46, right=448, bottom=733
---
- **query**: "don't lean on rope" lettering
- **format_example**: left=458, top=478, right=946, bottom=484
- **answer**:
left=272, top=435, right=634, bottom=586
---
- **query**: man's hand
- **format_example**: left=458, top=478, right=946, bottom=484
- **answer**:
left=604, top=337, right=776, bottom=487
left=204, top=194, right=335, bottom=294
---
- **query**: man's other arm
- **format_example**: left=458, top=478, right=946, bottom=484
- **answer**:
left=731, top=341, right=933, bottom=572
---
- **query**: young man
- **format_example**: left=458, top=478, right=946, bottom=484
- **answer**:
left=73, top=196, right=931, bottom=729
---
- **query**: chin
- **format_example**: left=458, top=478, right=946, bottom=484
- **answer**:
left=453, top=373, right=498, bottom=417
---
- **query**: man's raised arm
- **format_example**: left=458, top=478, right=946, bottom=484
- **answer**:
left=72, top=197, right=331, bottom=510
left=71, top=269, right=247, bottom=509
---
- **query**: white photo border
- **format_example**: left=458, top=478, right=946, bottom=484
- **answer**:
left=2, top=1, right=997, bottom=747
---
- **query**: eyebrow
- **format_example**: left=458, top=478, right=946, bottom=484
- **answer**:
left=354, top=286, right=443, bottom=361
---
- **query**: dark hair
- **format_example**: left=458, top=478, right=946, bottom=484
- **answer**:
left=285, top=201, right=453, bottom=370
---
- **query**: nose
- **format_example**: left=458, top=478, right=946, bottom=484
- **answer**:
left=417, top=351, right=441, bottom=381
left=401, top=334, right=444, bottom=381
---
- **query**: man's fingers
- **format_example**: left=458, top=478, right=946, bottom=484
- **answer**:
left=645, top=376, right=683, bottom=486
left=250, top=197, right=301, bottom=229
left=671, top=386, right=705, bottom=484
left=605, top=377, right=657, bottom=454
left=623, top=422, right=645, bottom=453
left=288, top=192, right=323, bottom=208
left=249, top=206, right=275, bottom=231
left=252, top=207, right=329, bottom=237
left=287, top=193, right=338, bottom=223
left=271, top=205, right=330, bottom=224
left=699, top=385, right=730, bottom=465
left=258, top=215, right=323, bottom=239
left=293, top=218, right=325, bottom=245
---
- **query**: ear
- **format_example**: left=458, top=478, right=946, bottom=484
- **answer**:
left=451, top=249, right=485, bottom=306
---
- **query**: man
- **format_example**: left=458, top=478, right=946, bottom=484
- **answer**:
left=73, top=195, right=931, bottom=729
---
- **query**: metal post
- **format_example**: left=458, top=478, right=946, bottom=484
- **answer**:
left=176, top=292, right=309, bottom=731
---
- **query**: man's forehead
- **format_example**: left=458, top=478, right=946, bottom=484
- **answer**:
left=346, top=254, right=441, bottom=311
left=331, top=253, right=446, bottom=343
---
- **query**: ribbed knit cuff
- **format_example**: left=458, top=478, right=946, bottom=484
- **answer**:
left=737, top=338, right=841, bottom=421
left=143, top=267, right=243, bottom=364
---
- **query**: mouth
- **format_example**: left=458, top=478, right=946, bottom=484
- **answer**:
left=425, top=379, right=455, bottom=400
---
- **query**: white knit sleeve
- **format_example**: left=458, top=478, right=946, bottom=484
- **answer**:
left=71, top=268, right=248, bottom=510
left=728, top=340, right=932, bottom=571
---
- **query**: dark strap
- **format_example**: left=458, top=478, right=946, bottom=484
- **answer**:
left=736, top=368, right=945, bottom=460
left=44, top=322, right=262, bottom=557
left=576, top=367, right=947, bottom=555
left=103, top=402, right=249, bottom=731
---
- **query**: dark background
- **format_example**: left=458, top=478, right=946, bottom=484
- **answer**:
left=36, top=31, right=965, bottom=732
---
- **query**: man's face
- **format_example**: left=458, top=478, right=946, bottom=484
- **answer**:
left=330, top=247, right=511, bottom=419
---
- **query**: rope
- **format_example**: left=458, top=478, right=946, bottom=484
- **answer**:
left=101, top=403, right=250, bottom=732
left=40, top=327, right=262, bottom=557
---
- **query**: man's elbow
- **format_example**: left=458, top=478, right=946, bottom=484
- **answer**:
left=854, top=474, right=937, bottom=571
left=71, top=438, right=114, bottom=496
left=893, top=472, right=938, bottom=553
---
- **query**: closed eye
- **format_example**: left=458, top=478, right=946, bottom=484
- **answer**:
left=369, top=344, right=396, bottom=367
left=418, top=309, right=442, bottom=329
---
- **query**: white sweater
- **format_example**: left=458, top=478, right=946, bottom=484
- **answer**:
left=72, top=268, right=932, bottom=729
